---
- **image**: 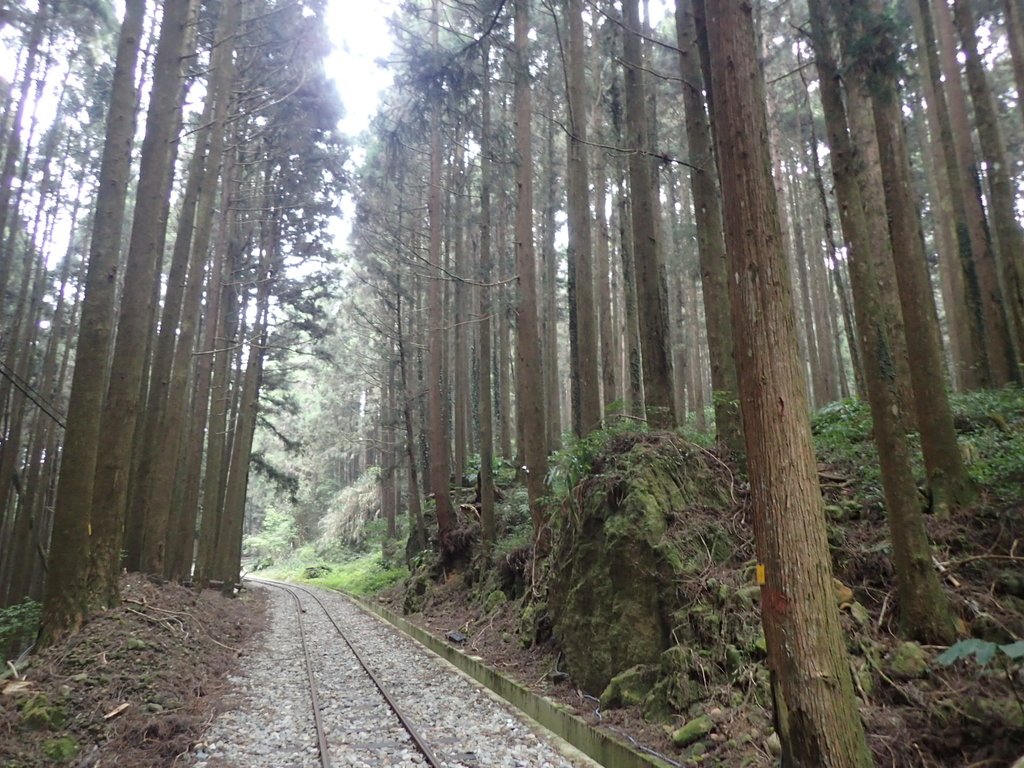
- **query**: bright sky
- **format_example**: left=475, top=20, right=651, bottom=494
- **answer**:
left=323, top=0, right=398, bottom=137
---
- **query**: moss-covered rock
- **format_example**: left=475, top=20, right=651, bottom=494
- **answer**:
left=518, top=595, right=550, bottom=647
left=402, top=573, right=430, bottom=614
left=599, top=663, right=658, bottom=709
left=482, top=589, right=507, bottom=614
left=546, top=434, right=731, bottom=693
left=671, top=714, right=714, bottom=747
left=888, top=641, right=928, bottom=679
left=640, top=645, right=709, bottom=722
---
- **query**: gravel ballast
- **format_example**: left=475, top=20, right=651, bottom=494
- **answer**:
left=192, top=581, right=602, bottom=768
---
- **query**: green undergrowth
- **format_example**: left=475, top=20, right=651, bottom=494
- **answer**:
left=1, top=599, right=40, bottom=663
left=811, top=385, right=1024, bottom=504
left=255, top=549, right=408, bottom=597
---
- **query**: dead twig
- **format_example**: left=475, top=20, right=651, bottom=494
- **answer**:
left=933, top=556, right=962, bottom=588
left=945, top=554, right=1024, bottom=567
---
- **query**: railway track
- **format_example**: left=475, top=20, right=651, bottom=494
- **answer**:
left=247, top=577, right=444, bottom=767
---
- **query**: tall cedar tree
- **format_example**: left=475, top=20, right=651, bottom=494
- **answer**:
left=89, top=0, right=195, bottom=606
left=513, top=0, right=550, bottom=550
left=621, top=0, right=675, bottom=429
left=854, top=0, right=975, bottom=512
left=809, top=0, right=957, bottom=643
left=478, top=39, right=497, bottom=549
left=564, top=0, right=602, bottom=437
left=705, top=1, right=872, bottom=764
left=673, top=0, right=743, bottom=454
left=951, top=0, right=1024, bottom=373
left=427, top=0, right=455, bottom=544
left=40, top=0, right=145, bottom=644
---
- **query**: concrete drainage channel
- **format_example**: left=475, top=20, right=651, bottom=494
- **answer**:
left=353, top=594, right=677, bottom=768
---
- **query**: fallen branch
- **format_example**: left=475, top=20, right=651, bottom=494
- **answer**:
left=933, top=556, right=962, bottom=588
left=104, top=702, right=130, bottom=720
left=944, top=554, right=1024, bottom=567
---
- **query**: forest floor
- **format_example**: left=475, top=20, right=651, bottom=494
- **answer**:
left=381, top=495, right=1024, bottom=768
left=0, top=575, right=266, bottom=767
left=374, top=390, right=1024, bottom=768
left=1, top=512, right=1022, bottom=768
left=2, top=392, right=1023, bottom=768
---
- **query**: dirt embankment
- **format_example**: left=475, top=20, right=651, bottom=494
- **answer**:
left=1, top=575, right=264, bottom=767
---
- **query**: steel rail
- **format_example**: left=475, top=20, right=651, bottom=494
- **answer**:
left=247, top=577, right=443, bottom=768
left=256, top=579, right=332, bottom=768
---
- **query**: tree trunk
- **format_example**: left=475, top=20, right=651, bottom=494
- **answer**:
left=615, top=162, right=645, bottom=418
left=906, top=24, right=968, bottom=387
left=621, top=0, right=674, bottom=429
left=0, top=3, right=46, bottom=303
left=814, top=0, right=957, bottom=642
left=452, top=147, right=470, bottom=484
left=705, top=2, right=872, bottom=764
left=929, top=0, right=1012, bottom=388
left=513, top=0, right=549, bottom=551
left=592, top=15, right=618, bottom=412
left=478, top=40, right=496, bottom=551
left=212, top=292, right=268, bottom=591
left=426, top=0, right=455, bottom=545
left=40, top=0, right=145, bottom=646
left=396, top=276, right=427, bottom=555
left=865, top=11, right=976, bottom=513
left=565, top=0, right=602, bottom=437
left=89, top=0, right=196, bottom=605
left=674, top=0, right=743, bottom=452
left=541, top=101, right=562, bottom=452
left=194, top=212, right=242, bottom=587
left=951, top=0, right=1024, bottom=376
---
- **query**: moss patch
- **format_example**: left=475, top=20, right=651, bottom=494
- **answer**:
left=18, top=695, right=66, bottom=731
left=41, top=737, right=78, bottom=762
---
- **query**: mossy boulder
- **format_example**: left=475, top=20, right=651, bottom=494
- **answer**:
left=402, top=573, right=430, bottom=614
left=640, top=645, right=710, bottom=722
left=671, top=714, right=714, bottom=747
left=888, top=641, right=928, bottom=679
left=482, top=589, right=507, bottom=614
left=518, top=595, right=551, bottom=646
left=546, top=434, right=731, bottom=693
left=600, top=663, right=658, bottom=709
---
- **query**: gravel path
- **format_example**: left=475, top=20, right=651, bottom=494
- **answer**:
left=192, top=581, right=602, bottom=768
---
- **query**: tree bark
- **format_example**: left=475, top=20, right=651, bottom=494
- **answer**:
left=513, top=0, right=549, bottom=551
left=621, top=0, right=674, bottom=429
left=426, top=0, right=455, bottom=545
left=478, top=40, right=496, bottom=551
left=541, top=100, right=562, bottom=451
left=40, top=0, right=145, bottom=645
left=396, top=275, right=427, bottom=555
left=194, top=205, right=242, bottom=587
left=674, top=0, right=743, bottom=452
left=565, top=0, right=602, bottom=437
left=865, top=16, right=976, bottom=513
left=89, top=0, right=196, bottom=604
left=615, top=162, right=645, bottom=418
left=951, top=0, right=1024, bottom=377
left=706, top=2, right=872, bottom=763
left=930, top=0, right=1013, bottom=388
left=812, top=0, right=956, bottom=642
